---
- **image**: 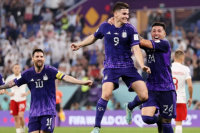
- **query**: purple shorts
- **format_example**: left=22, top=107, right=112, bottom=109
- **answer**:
left=28, top=115, right=55, bottom=133
left=102, top=67, right=143, bottom=91
left=142, top=90, right=177, bottom=119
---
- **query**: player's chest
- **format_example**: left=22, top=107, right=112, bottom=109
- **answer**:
left=104, top=29, right=129, bottom=45
left=28, top=73, right=52, bottom=88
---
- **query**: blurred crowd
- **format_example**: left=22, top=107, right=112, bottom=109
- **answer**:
left=0, top=0, right=200, bottom=110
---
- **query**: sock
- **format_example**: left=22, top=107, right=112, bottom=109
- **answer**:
left=16, top=128, right=21, bottom=133
left=142, top=115, right=158, bottom=124
left=175, top=125, right=182, bottom=133
left=128, top=96, right=146, bottom=110
left=95, top=98, right=108, bottom=128
left=162, top=123, right=174, bottom=133
left=20, top=126, right=25, bottom=133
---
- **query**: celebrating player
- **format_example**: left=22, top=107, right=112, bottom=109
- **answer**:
left=4, top=63, right=30, bottom=133
left=71, top=2, right=150, bottom=133
left=0, top=49, right=93, bottom=133
left=171, top=50, right=193, bottom=133
left=139, top=22, right=176, bottom=133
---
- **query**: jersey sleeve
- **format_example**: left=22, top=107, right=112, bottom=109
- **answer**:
left=129, top=24, right=140, bottom=47
left=150, top=39, right=169, bottom=52
left=49, top=66, right=65, bottom=80
left=14, top=73, right=27, bottom=87
left=0, top=74, right=4, bottom=85
left=93, top=22, right=106, bottom=39
left=185, top=67, right=191, bottom=80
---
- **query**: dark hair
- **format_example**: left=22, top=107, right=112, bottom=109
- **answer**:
left=32, top=49, right=44, bottom=57
left=152, top=22, right=166, bottom=30
left=113, top=2, right=129, bottom=12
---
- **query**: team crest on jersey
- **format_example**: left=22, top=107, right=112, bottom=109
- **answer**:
left=43, top=74, right=48, bottom=81
left=122, top=30, right=127, bottom=38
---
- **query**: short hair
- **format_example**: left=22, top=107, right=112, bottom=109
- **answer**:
left=32, top=49, right=44, bottom=57
left=12, top=63, right=20, bottom=68
left=113, top=2, right=129, bottom=12
left=152, top=22, right=166, bottom=31
left=174, top=50, right=185, bottom=59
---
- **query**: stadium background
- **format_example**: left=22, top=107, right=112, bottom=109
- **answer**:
left=0, top=0, right=200, bottom=132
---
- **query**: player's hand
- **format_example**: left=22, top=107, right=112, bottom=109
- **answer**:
left=82, top=80, right=93, bottom=86
left=187, top=98, right=192, bottom=108
left=21, top=93, right=27, bottom=97
left=8, top=92, right=14, bottom=96
left=108, top=17, right=114, bottom=25
left=0, top=89, right=5, bottom=95
left=71, top=43, right=80, bottom=51
left=142, top=66, right=151, bottom=74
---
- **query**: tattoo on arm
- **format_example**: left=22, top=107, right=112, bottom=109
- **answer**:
left=139, top=35, right=144, bottom=41
left=0, top=80, right=16, bottom=90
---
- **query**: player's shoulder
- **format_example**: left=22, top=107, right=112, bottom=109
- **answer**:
left=124, top=23, right=137, bottom=31
left=21, top=67, right=34, bottom=75
left=45, top=65, right=58, bottom=71
left=6, top=74, right=15, bottom=80
left=100, top=22, right=110, bottom=27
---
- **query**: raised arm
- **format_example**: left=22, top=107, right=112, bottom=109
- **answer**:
left=0, top=79, right=16, bottom=90
left=71, top=34, right=98, bottom=51
left=132, top=45, right=151, bottom=74
left=139, top=36, right=153, bottom=49
left=186, top=78, right=193, bottom=108
left=62, top=75, right=93, bottom=86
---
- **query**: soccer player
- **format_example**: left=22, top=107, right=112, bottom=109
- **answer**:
left=171, top=50, right=193, bottom=133
left=139, top=22, right=176, bottom=133
left=4, top=63, right=30, bottom=133
left=71, top=2, right=150, bottom=133
left=0, top=49, right=93, bottom=133
left=0, top=74, right=5, bottom=94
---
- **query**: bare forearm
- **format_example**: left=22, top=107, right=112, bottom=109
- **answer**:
left=79, top=35, right=97, bottom=48
left=132, top=45, right=144, bottom=68
left=62, top=75, right=84, bottom=85
left=140, top=39, right=153, bottom=49
left=188, top=86, right=193, bottom=99
left=187, top=79, right=193, bottom=99
left=0, top=80, right=16, bottom=90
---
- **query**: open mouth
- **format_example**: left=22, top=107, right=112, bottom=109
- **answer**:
left=154, top=37, right=159, bottom=39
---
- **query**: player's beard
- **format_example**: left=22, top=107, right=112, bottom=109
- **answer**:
left=35, top=61, right=44, bottom=69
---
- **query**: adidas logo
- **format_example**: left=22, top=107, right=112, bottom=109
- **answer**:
left=48, top=126, right=51, bottom=129
left=106, top=31, right=111, bottom=34
left=30, top=79, right=34, bottom=82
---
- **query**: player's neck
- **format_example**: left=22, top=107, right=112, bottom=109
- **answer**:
left=14, top=74, right=20, bottom=77
left=174, top=60, right=182, bottom=64
left=114, top=19, right=124, bottom=28
left=34, top=65, right=44, bottom=73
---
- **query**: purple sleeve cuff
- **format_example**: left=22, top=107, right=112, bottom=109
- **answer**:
left=150, top=40, right=155, bottom=49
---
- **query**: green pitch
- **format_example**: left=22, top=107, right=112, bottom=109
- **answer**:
left=0, top=127, right=200, bottom=133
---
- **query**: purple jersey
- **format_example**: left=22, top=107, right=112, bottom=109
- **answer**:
left=0, top=74, right=4, bottom=85
left=141, top=39, right=175, bottom=91
left=94, top=22, right=140, bottom=68
left=14, top=65, right=65, bottom=117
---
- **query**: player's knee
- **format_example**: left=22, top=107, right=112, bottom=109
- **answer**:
left=102, top=93, right=112, bottom=100
left=139, top=95, right=148, bottom=102
left=142, top=115, right=156, bottom=124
